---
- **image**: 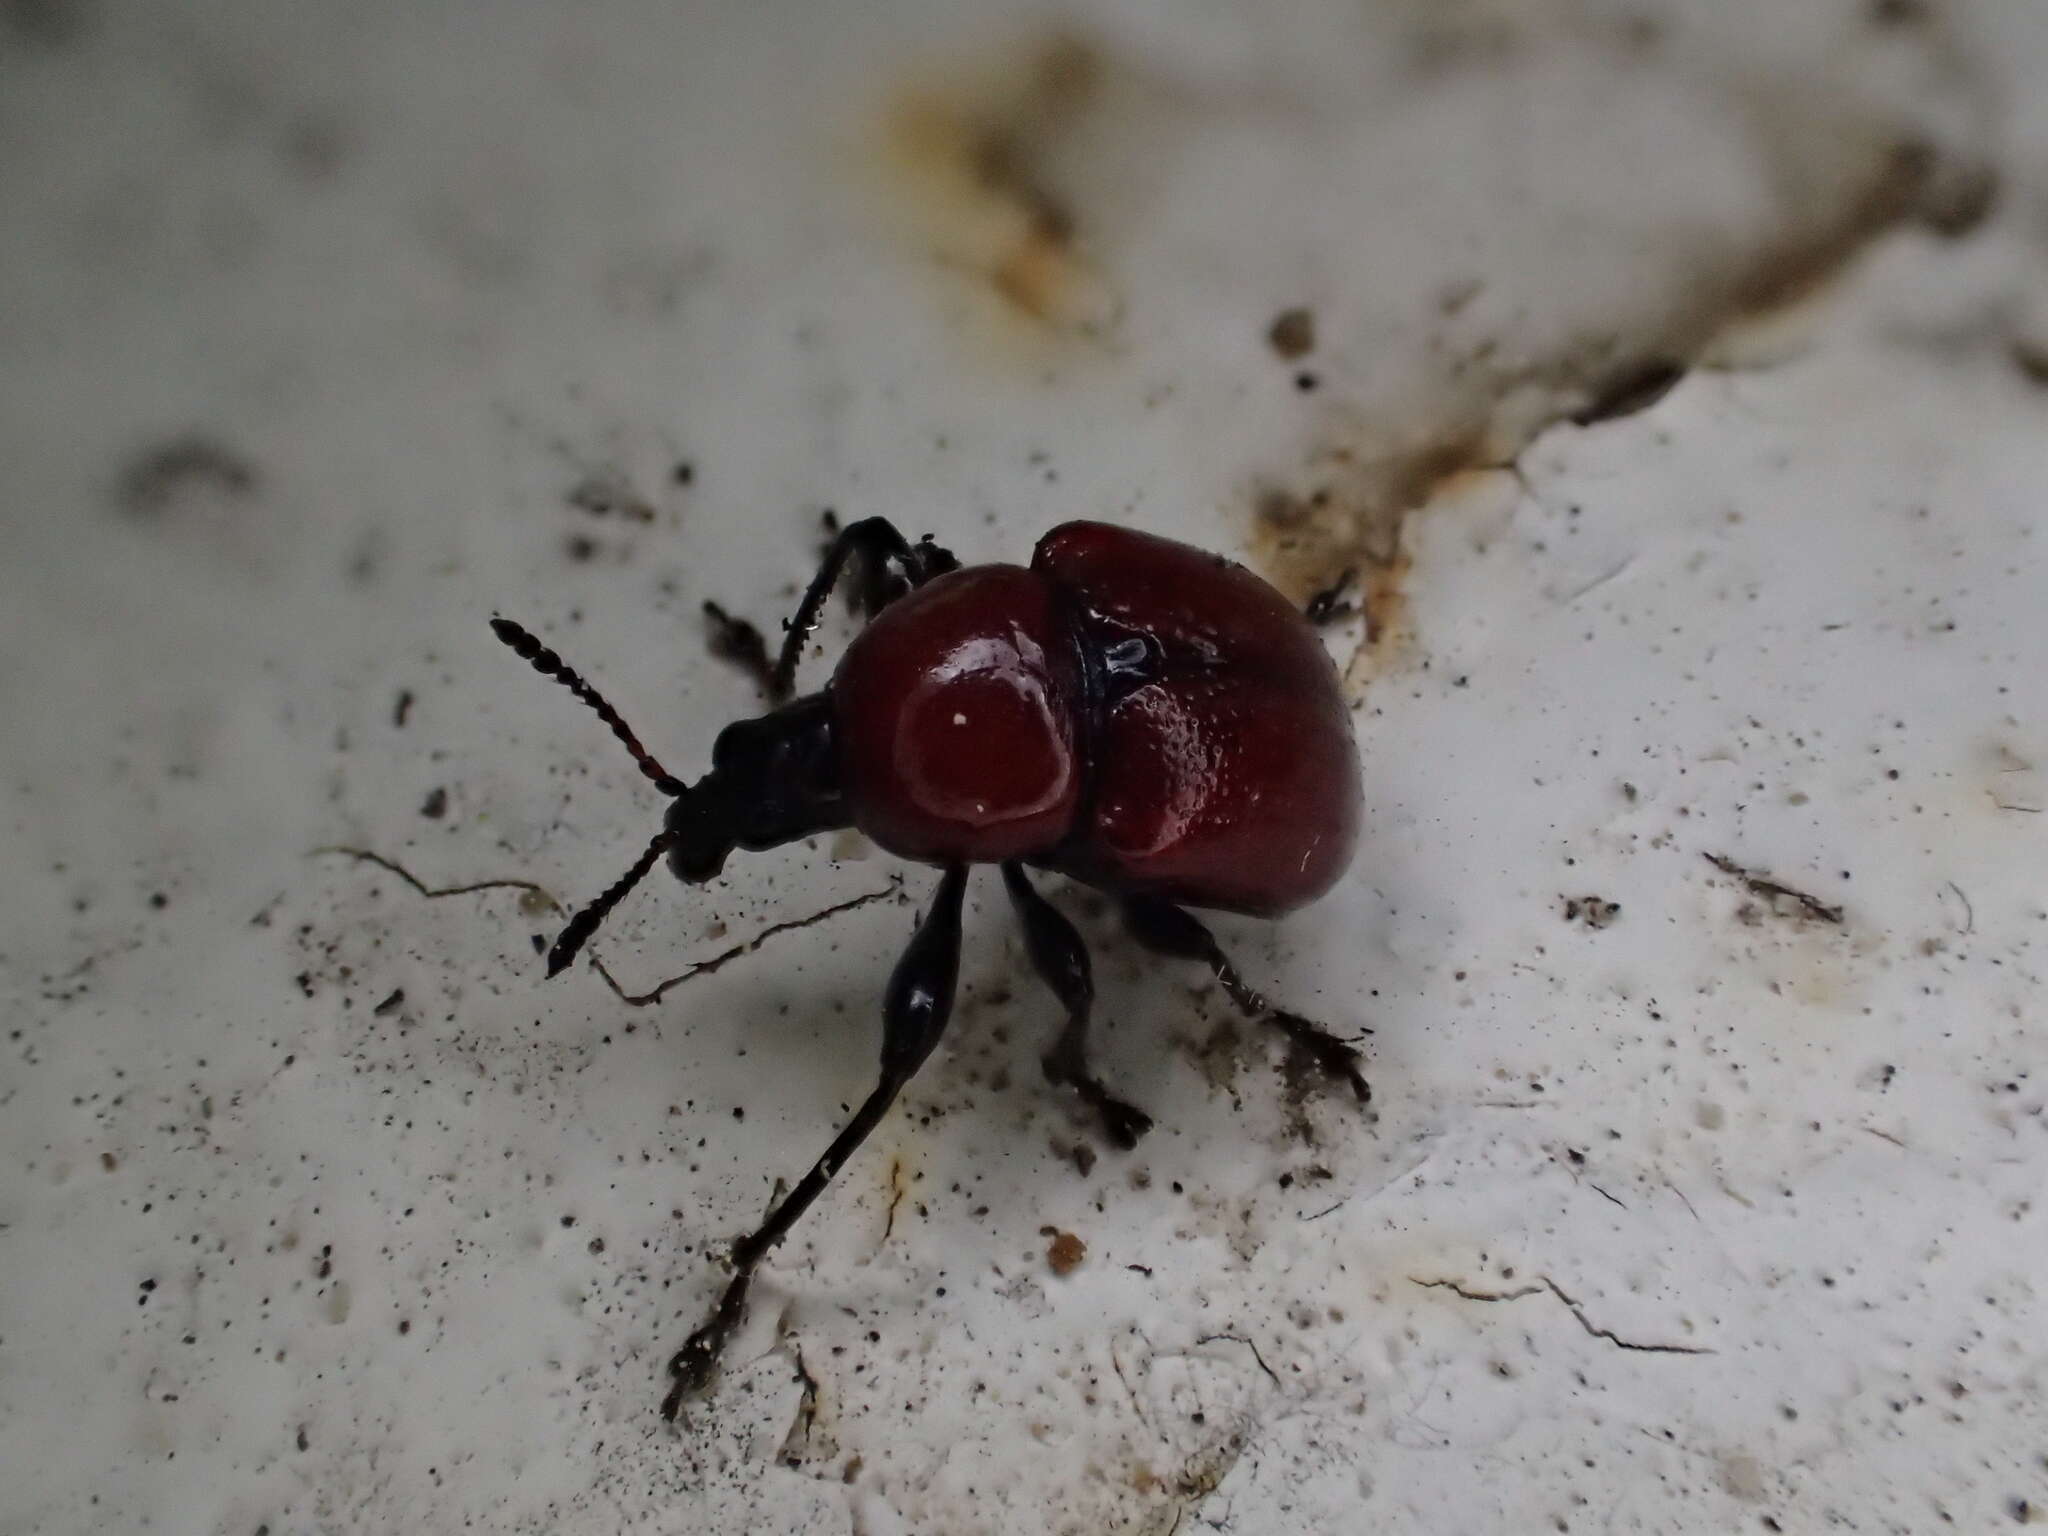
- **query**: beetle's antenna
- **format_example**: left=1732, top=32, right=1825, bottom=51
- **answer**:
left=547, top=829, right=674, bottom=977
left=490, top=617, right=685, bottom=797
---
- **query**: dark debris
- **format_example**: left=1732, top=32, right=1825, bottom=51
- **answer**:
left=1704, top=853, right=1844, bottom=925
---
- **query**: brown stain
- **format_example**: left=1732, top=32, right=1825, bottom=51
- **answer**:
left=1725, top=138, right=1942, bottom=320
left=2009, top=337, right=2048, bottom=388
left=1246, top=130, right=1980, bottom=684
left=1267, top=307, right=1317, bottom=362
left=876, top=35, right=1114, bottom=339
left=1250, top=430, right=1493, bottom=681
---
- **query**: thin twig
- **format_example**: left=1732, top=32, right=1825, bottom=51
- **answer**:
left=1195, top=1332, right=1282, bottom=1388
left=1944, top=881, right=1975, bottom=935
left=1110, top=1336, right=1152, bottom=1433
left=1411, top=1276, right=1713, bottom=1355
left=880, top=1157, right=907, bottom=1246
left=313, top=846, right=560, bottom=911
left=1559, top=555, right=1637, bottom=606
left=589, top=880, right=902, bottom=1005
left=1542, top=1277, right=1713, bottom=1355
left=1664, top=1178, right=1702, bottom=1223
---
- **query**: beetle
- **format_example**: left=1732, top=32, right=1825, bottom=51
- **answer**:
left=491, top=517, right=1368, bottom=1417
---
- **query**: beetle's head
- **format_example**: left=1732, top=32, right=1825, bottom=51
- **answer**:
left=489, top=618, right=847, bottom=977
left=663, top=697, right=846, bottom=883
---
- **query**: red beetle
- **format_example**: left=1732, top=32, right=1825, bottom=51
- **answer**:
left=492, top=518, right=1366, bottom=1415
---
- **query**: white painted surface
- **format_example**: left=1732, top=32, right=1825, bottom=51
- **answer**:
left=2, top=3, right=2044, bottom=1532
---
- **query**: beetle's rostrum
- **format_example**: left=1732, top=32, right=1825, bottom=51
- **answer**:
left=491, top=517, right=1367, bottom=1418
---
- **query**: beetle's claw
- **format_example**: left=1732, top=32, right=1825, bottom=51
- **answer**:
left=661, top=1325, right=724, bottom=1419
left=661, top=1266, right=755, bottom=1416
left=1044, top=1055, right=1155, bottom=1149
left=1268, top=1009, right=1373, bottom=1106
left=1097, top=1097, right=1155, bottom=1150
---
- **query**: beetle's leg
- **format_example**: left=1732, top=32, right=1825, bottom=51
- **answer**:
left=770, top=516, right=962, bottom=702
left=1121, top=896, right=1370, bottom=1105
left=661, top=862, right=968, bottom=1417
left=1001, top=863, right=1154, bottom=1150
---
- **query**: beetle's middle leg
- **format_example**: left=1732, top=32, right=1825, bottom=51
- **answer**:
left=1002, top=863, right=1154, bottom=1150
left=661, top=862, right=967, bottom=1417
left=1121, top=895, right=1370, bottom=1105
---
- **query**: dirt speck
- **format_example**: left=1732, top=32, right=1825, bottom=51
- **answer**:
left=1045, top=1229, right=1086, bottom=1275
left=702, top=601, right=776, bottom=698
left=566, top=474, right=655, bottom=523
left=1705, top=853, right=1845, bottom=926
left=2012, top=338, right=2048, bottom=388
left=1267, top=307, right=1317, bottom=361
left=117, top=436, right=259, bottom=520
left=1563, top=896, right=1622, bottom=929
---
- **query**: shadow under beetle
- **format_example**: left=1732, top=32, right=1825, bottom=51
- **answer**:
left=492, top=518, right=1367, bottom=1417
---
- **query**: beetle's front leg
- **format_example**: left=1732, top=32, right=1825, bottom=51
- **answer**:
left=1121, top=895, right=1370, bottom=1105
left=661, top=863, right=968, bottom=1416
left=769, top=517, right=961, bottom=701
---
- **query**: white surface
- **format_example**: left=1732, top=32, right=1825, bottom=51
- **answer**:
left=3, top=2, right=2045, bottom=1532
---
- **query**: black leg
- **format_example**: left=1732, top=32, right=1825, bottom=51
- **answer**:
left=1122, top=896, right=1370, bottom=1104
left=1001, top=863, right=1153, bottom=1150
left=661, top=863, right=969, bottom=1417
left=770, top=516, right=960, bottom=701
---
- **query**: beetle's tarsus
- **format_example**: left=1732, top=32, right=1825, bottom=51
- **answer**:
left=1267, top=1009, right=1372, bottom=1104
left=1095, top=1092, right=1156, bottom=1149
left=660, top=1269, right=750, bottom=1418
left=1040, top=1051, right=1154, bottom=1149
left=1123, top=895, right=1372, bottom=1111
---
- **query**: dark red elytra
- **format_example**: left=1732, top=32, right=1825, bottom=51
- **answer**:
left=491, top=518, right=1367, bottom=1417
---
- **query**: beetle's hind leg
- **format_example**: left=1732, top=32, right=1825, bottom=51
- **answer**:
left=662, top=863, right=968, bottom=1416
left=1121, top=895, right=1370, bottom=1106
left=769, top=516, right=962, bottom=701
left=1002, top=863, right=1154, bottom=1150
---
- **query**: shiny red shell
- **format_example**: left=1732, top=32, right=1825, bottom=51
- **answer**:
left=831, top=564, right=1083, bottom=864
left=831, top=521, right=1361, bottom=916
